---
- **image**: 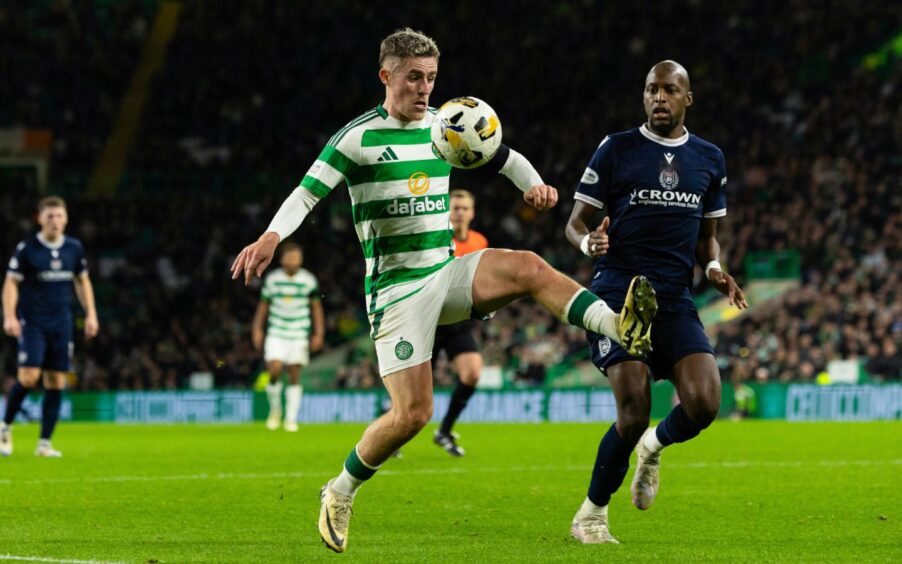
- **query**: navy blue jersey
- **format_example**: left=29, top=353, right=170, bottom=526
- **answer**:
left=6, top=234, right=87, bottom=322
left=575, top=124, right=727, bottom=297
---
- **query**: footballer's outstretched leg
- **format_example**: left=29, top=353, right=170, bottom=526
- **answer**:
left=469, top=250, right=656, bottom=357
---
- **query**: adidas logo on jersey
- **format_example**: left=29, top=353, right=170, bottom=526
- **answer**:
left=385, top=197, right=446, bottom=217
left=377, top=147, right=399, bottom=162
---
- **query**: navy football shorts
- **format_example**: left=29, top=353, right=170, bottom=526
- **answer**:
left=587, top=284, right=714, bottom=381
left=17, top=318, right=73, bottom=372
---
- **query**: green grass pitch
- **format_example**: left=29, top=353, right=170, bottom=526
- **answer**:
left=0, top=421, right=899, bottom=563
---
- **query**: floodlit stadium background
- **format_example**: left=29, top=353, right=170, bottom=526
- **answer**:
left=1, top=0, right=899, bottom=422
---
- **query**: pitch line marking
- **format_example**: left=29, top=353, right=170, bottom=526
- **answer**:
left=0, top=555, right=125, bottom=564
left=0, top=459, right=899, bottom=485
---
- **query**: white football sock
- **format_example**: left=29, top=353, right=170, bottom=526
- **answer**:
left=584, top=301, right=620, bottom=342
left=332, top=468, right=364, bottom=498
left=644, top=426, right=664, bottom=453
left=284, top=384, right=302, bottom=423
left=578, top=497, right=608, bottom=517
left=561, top=290, right=620, bottom=342
left=266, top=381, right=283, bottom=413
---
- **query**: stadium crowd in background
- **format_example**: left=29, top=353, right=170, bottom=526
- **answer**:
left=2, top=1, right=900, bottom=390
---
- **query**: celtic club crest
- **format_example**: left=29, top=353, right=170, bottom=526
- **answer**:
left=395, top=340, right=414, bottom=360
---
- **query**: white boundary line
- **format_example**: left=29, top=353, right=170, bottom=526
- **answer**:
left=0, top=459, right=899, bottom=485
left=0, top=555, right=125, bottom=564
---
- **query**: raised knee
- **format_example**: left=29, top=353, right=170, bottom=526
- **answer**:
left=18, top=374, right=40, bottom=388
left=511, top=251, right=551, bottom=288
left=459, top=371, right=479, bottom=387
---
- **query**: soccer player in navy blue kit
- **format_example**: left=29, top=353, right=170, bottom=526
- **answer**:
left=565, top=61, right=748, bottom=543
left=1, top=196, right=99, bottom=458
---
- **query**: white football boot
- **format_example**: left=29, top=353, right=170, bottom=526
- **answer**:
left=631, top=428, right=661, bottom=510
left=318, top=479, right=354, bottom=553
left=570, top=501, right=619, bottom=544
left=266, top=408, right=282, bottom=431
left=0, top=424, right=12, bottom=456
left=35, top=439, right=62, bottom=458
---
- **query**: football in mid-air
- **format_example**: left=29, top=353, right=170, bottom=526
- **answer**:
left=430, top=96, right=502, bottom=169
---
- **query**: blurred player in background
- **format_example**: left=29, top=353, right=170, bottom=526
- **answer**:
left=1, top=196, right=99, bottom=457
left=431, top=189, right=488, bottom=456
left=231, top=28, right=655, bottom=553
left=565, top=61, right=747, bottom=544
left=252, top=242, right=324, bottom=432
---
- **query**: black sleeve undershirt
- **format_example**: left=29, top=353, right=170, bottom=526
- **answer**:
left=449, top=144, right=510, bottom=189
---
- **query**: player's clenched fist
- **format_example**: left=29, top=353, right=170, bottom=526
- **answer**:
left=524, top=184, right=558, bottom=211
left=587, top=216, right=610, bottom=257
left=231, top=232, right=280, bottom=285
left=3, top=316, right=21, bottom=338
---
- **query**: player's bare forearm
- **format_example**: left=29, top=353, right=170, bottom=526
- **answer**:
left=566, top=201, right=595, bottom=248
left=2, top=275, right=19, bottom=321
left=252, top=301, right=269, bottom=350
left=311, top=299, right=325, bottom=352
left=696, top=219, right=747, bottom=309
left=566, top=200, right=609, bottom=257
left=2, top=276, right=21, bottom=337
left=695, top=217, right=721, bottom=265
left=74, top=275, right=97, bottom=317
left=74, top=274, right=100, bottom=337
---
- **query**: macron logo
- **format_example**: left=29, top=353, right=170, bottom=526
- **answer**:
left=664, top=152, right=675, bottom=165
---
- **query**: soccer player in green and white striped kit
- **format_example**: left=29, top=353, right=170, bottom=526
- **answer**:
left=231, top=28, right=658, bottom=553
left=251, top=242, right=323, bottom=432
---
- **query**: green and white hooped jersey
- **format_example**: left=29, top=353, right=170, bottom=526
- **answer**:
left=300, top=105, right=453, bottom=313
left=261, top=267, right=319, bottom=340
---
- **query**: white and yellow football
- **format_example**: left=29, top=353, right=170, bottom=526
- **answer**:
left=430, top=96, right=502, bottom=169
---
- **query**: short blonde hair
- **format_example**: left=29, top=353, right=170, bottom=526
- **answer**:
left=38, top=196, right=66, bottom=212
left=450, top=189, right=475, bottom=203
left=379, top=28, right=440, bottom=68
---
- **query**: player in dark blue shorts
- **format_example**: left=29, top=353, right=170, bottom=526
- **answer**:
left=565, top=61, right=748, bottom=544
left=1, top=196, right=99, bottom=458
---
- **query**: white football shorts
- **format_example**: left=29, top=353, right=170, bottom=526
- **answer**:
left=264, top=335, right=310, bottom=366
left=368, top=249, right=490, bottom=377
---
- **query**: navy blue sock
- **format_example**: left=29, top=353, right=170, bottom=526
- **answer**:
left=40, top=389, right=62, bottom=440
left=440, top=381, right=476, bottom=435
left=3, top=382, right=29, bottom=426
left=587, top=422, right=636, bottom=507
left=655, top=404, right=703, bottom=446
